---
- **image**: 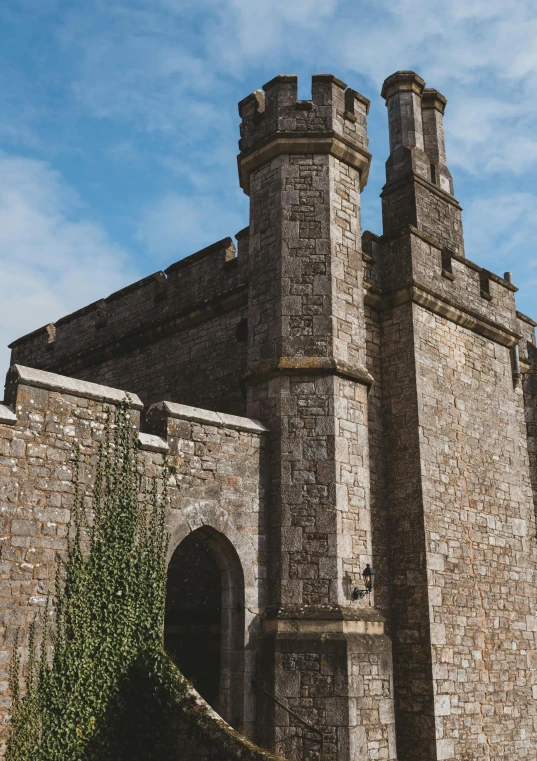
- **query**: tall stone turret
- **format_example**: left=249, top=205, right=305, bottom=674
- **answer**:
left=238, top=75, right=397, bottom=761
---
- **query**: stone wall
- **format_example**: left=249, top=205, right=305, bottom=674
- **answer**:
left=3, top=67, right=537, bottom=761
left=9, top=236, right=250, bottom=416
left=378, top=300, right=436, bottom=761
left=0, top=365, right=268, bottom=753
left=377, top=67, right=537, bottom=761
left=414, top=305, right=537, bottom=759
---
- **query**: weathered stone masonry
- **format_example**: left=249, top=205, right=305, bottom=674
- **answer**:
left=0, top=365, right=268, bottom=754
left=2, top=69, right=537, bottom=761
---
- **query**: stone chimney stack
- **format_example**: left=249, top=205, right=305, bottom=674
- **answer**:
left=421, top=88, right=453, bottom=195
left=380, top=70, right=429, bottom=183
left=380, top=70, right=464, bottom=254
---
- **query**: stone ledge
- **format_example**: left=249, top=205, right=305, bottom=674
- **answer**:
left=244, top=356, right=375, bottom=387
left=138, top=432, right=169, bottom=453
left=149, top=401, right=268, bottom=435
left=381, top=172, right=463, bottom=211
left=266, top=604, right=384, bottom=622
left=238, top=133, right=372, bottom=194
left=366, top=282, right=521, bottom=348
left=517, top=311, right=537, bottom=328
left=264, top=618, right=385, bottom=635
left=7, top=365, right=143, bottom=410
left=0, top=403, right=17, bottom=425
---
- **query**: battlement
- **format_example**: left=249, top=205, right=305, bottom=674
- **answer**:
left=9, top=233, right=249, bottom=380
left=237, top=73, right=371, bottom=194
left=362, top=226, right=525, bottom=354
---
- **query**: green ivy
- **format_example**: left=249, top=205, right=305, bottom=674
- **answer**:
left=7, top=401, right=179, bottom=761
left=7, top=400, right=290, bottom=761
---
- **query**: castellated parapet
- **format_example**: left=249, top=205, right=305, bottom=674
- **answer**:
left=10, top=235, right=249, bottom=415
left=2, top=71, right=537, bottom=761
left=238, top=74, right=371, bottom=194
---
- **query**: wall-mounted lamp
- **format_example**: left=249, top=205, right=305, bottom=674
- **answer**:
left=352, top=564, right=375, bottom=600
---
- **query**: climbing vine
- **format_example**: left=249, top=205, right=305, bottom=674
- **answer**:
left=7, top=400, right=286, bottom=761
left=7, top=401, right=179, bottom=761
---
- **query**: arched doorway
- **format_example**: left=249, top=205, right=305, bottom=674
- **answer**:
left=164, top=526, right=245, bottom=728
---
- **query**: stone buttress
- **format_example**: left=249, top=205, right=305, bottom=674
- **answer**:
left=238, top=75, right=397, bottom=761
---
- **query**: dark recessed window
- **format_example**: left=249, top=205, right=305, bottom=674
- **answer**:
left=235, top=318, right=248, bottom=343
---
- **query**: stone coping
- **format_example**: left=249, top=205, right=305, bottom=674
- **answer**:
left=517, top=310, right=537, bottom=328
left=0, top=403, right=17, bottom=425
left=138, top=432, right=169, bottom=453
left=266, top=604, right=384, bottom=622
left=238, top=133, right=372, bottom=194
left=7, top=365, right=143, bottom=410
left=148, top=400, right=268, bottom=434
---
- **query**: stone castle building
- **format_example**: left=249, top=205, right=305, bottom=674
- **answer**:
left=1, top=70, right=536, bottom=761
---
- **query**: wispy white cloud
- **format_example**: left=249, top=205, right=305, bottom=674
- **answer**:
left=464, top=192, right=537, bottom=259
left=0, top=154, right=139, bottom=384
left=463, top=191, right=537, bottom=315
left=135, top=192, right=245, bottom=262
left=55, top=0, right=537, bottom=178
left=0, top=0, right=535, bottom=384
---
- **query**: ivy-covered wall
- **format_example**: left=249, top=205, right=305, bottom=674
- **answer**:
left=0, top=365, right=269, bottom=757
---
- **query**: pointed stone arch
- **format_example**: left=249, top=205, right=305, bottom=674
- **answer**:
left=165, top=513, right=254, bottom=732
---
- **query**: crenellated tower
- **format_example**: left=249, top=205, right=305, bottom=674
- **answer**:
left=238, top=74, right=397, bottom=761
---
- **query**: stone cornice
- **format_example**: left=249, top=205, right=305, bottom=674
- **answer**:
left=365, top=280, right=521, bottom=348
left=381, top=70, right=425, bottom=101
left=517, top=311, right=537, bottom=328
left=380, top=171, right=462, bottom=210
left=243, top=357, right=374, bottom=387
left=238, top=132, right=372, bottom=194
left=422, top=88, right=447, bottom=114
left=263, top=604, right=385, bottom=634
left=264, top=618, right=385, bottom=635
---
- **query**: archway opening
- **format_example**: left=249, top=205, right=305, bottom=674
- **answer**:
left=164, top=527, right=245, bottom=726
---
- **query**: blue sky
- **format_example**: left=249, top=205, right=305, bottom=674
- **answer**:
left=1, top=0, right=536, bottom=381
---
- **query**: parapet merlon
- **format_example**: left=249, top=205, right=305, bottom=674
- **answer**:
left=237, top=74, right=372, bottom=193
left=2, top=365, right=268, bottom=438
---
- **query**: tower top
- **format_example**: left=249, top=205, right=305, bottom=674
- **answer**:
left=422, top=88, right=447, bottom=114
left=237, top=74, right=371, bottom=195
left=380, top=69, right=461, bottom=250
left=380, top=70, right=425, bottom=101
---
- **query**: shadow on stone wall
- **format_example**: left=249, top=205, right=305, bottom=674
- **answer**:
left=85, top=651, right=284, bottom=761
